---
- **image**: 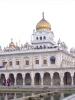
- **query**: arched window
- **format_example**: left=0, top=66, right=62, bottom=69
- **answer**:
left=40, top=46, right=42, bottom=49
left=40, top=37, right=42, bottom=40
left=43, top=36, right=46, bottom=40
left=50, top=56, right=56, bottom=64
left=36, top=37, right=38, bottom=40
left=36, top=46, right=38, bottom=49
left=44, top=45, right=46, bottom=48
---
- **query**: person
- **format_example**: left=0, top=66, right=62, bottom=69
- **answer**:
left=2, top=79, right=6, bottom=86
left=7, top=78, right=10, bottom=86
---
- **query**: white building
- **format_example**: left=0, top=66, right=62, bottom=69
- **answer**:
left=0, top=13, right=75, bottom=86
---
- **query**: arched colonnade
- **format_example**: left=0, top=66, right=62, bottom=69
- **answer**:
left=0, top=72, right=75, bottom=86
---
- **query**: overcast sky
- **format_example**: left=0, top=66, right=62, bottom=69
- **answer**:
left=0, top=0, right=75, bottom=49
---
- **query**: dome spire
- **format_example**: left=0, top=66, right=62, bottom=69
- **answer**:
left=42, top=12, right=44, bottom=19
left=11, top=38, right=13, bottom=43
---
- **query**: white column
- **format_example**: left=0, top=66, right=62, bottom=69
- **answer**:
left=51, top=73, right=53, bottom=86
left=71, top=73, right=74, bottom=86
left=41, top=73, right=43, bottom=86
left=5, top=73, right=9, bottom=86
left=60, top=73, right=64, bottom=86
left=22, top=73, right=25, bottom=86
left=5, top=73, right=9, bottom=80
left=14, top=74, right=17, bottom=86
left=61, top=76, right=64, bottom=86
left=31, top=72, right=34, bottom=86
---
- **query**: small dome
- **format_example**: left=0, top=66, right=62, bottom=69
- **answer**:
left=36, top=12, right=51, bottom=31
left=70, top=48, right=75, bottom=53
left=9, top=42, right=16, bottom=48
left=9, top=39, right=16, bottom=48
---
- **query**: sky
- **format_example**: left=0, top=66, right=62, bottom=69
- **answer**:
left=0, top=0, right=75, bottom=50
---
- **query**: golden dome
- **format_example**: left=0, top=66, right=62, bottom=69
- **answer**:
left=36, top=12, right=51, bottom=31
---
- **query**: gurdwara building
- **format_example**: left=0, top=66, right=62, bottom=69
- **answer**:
left=0, top=13, right=75, bottom=86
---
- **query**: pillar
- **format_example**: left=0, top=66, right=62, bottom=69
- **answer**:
left=71, top=73, right=74, bottom=86
left=5, top=73, right=9, bottom=86
left=41, top=73, right=43, bottom=87
left=61, top=76, right=64, bottom=86
left=51, top=73, right=53, bottom=86
left=22, top=73, right=25, bottom=86
left=14, top=74, right=17, bottom=86
left=5, top=74, right=9, bottom=80
left=60, top=73, right=64, bottom=86
left=31, top=72, right=34, bottom=86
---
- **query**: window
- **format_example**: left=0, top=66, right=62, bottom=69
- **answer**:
left=25, top=60, right=29, bottom=65
left=44, top=45, right=46, bottom=48
left=40, top=46, right=42, bottom=49
left=50, top=56, right=56, bottom=64
left=36, top=46, right=38, bottom=49
left=35, top=60, right=39, bottom=64
left=3, top=62, right=7, bottom=66
left=16, top=61, right=20, bottom=65
left=43, top=36, right=46, bottom=40
left=43, top=59, right=47, bottom=64
left=9, top=61, right=12, bottom=66
left=36, top=37, right=38, bottom=40
left=40, top=37, right=42, bottom=40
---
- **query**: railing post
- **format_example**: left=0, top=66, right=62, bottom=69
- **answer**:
left=51, top=95, right=54, bottom=100
left=5, top=94, right=8, bottom=100
left=14, top=93, right=16, bottom=99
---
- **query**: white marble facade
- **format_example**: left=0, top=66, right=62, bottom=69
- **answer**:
left=0, top=13, right=75, bottom=86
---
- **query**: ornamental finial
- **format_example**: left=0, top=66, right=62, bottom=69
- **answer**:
left=11, top=38, right=13, bottom=42
left=42, top=12, right=44, bottom=19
